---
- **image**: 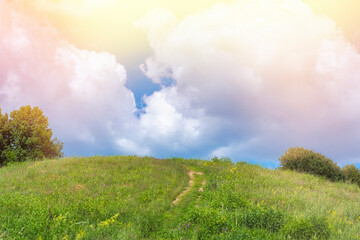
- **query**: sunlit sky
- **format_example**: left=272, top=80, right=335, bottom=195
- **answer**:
left=2, top=0, right=360, bottom=167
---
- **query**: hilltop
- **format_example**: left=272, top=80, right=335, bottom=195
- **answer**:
left=1, top=156, right=360, bottom=239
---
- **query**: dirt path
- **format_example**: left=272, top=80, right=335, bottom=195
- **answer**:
left=172, top=170, right=206, bottom=205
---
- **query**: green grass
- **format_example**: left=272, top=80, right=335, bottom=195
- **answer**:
left=0, top=156, right=188, bottom=239
left=1, top=156, right=360, bottom=239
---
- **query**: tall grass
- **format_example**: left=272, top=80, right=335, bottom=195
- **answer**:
left=0, top=156, right=188, bottom=239
left=156, top=159, right=360, bottom=239
left=1, top=156, right=360, bottom=239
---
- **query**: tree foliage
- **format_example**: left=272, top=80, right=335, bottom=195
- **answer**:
left=279, top=147, right=344, bottom=182
left=0, top=106, right=63, bottom=165
left=342, top=164, right=360, bottom=186
left=0, top=109, right=9, bottom=164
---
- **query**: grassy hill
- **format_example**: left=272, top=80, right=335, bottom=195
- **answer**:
left=1, top=156, right=360, bottom=239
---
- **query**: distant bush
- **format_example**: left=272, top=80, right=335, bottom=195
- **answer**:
left=342, top=164, right=360, bottom=186
left=281, top=216, right=331, bottom=239
left=279, top=147, right=344, bottom=182
left=210, top=156, right=232, bottom=163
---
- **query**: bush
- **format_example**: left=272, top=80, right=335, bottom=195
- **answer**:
left=281, top=216, right=331, bottom=239
left=211, top=156, right=232, bottom=163
left=0, top=106, right=63, bottom=165
left=279, top=147, right=344, bottom=182
left=342, top=164, right=360, bottom=186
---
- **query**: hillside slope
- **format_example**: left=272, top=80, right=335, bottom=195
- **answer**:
left=0, top=156, right=188, bottom=239
left=1, top=157, right=360, bottom=239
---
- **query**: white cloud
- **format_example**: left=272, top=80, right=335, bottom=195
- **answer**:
left=116, top=138, right=150, bottom=156
left=0, top=1, right=137, bottom=154
left=139, top=57, right=171, bottom=85
left=139, top=87, right=202, bottom=142
left=4, top=0, right=360, bottom=164
left=137, top=0, right=360, bottom=163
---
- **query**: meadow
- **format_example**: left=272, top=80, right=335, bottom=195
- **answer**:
left=1, top=156, right=360, bottom=239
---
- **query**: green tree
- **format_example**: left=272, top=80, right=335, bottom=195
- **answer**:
left=0, top=106, right=63, bottom=165
left=0, top=108, right=10, bottom=165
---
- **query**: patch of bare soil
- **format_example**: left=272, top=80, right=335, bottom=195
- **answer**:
left=172, top=170, right=205, bottom=205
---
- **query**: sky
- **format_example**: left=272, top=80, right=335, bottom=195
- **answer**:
left=2, top=0, right=360, bottom=168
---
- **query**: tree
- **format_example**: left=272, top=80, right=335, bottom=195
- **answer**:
left=0, top=106, right=63, bottom=165
left=0, top=108, right=10, bottom=165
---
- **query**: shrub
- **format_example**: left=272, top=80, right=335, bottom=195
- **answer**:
left=342, top=164, right=360, bottom=186
left=279, top=147, right=344, bottom=182
left=211, top=156, right=232, bottom=164
left=281, top=216, right=331, bottom=239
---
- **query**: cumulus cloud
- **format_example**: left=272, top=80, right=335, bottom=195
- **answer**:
left=116, top=138, right=150, bottom=156
left=4, top=0, right=360, bottom=164
left=0, top=0, right=137, bottom=154
left=137, top=0, right=360, bottom=163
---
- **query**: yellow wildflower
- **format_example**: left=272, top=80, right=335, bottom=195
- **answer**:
left=75, top=230, right=84, bottom=240
left=330, top=210, right=336, bottom=218
left=98, top=213, right=120, bottom=227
